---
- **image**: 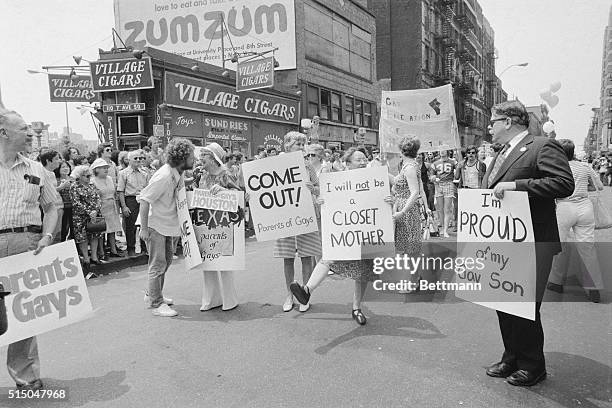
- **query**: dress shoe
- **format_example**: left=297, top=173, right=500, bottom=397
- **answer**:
left=299, top=303, right=310, bottom=312
left=282, top=295, right=294, bottom=312
left=547, top=282, right=563, bottom=294
left=289, top=282, right=311, bottom=305
left=127, top=250, right=137, bottom=258
left=507, top=369, right=546, bottom=386
left=108, top=252, right=124, bottom=258
left=486, top=362, right=516, bottom=378
left=351, top=309, right=367, bottom=325
left=16, top=379, right=43, bottom=390
left=588, top=290, right=600, bottom=303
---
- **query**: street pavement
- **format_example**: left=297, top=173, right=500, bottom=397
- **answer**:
left=0, top=190, right=611, bottom=408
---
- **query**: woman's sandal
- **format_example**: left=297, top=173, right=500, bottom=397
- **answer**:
left=352, top=309, right=367, bottom=326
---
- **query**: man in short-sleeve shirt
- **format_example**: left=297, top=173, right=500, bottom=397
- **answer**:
left=139, top=138, right=195, bottom=317
left=117, top=150, right=149, bottom=257
left=1, top=110, right=61, bottom=390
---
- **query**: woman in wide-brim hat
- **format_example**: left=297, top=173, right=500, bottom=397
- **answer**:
left=197, top=143, right=241, bottom=311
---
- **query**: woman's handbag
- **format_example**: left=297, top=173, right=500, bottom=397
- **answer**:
left=590, top=193, right=612, bottom=229
left=86, top=216, right=107, bottom=234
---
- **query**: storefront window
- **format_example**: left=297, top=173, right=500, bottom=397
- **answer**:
left=307, top=85, right=319, bottom=118
left=331, top=93, right=341, bottom=121
left=344, top=96, right=354, bottom=125
left=320, top=90, right=330, bottom=120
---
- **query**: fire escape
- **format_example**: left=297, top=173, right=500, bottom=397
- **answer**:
left=455, top=10, right=476, bottom=127
left=434, top=0, right=457, bottom=86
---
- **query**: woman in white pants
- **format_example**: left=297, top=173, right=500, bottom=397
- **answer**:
left=197, top=143, right=241, bottom=311
left=548, top=139, right=604, bottom=303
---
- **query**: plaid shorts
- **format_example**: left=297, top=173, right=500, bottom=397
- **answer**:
left=435, top=181, right=456, bottom=198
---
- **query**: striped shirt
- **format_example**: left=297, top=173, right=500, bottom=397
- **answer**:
left=558, top=160, right=602, bottom=203
left=0, top=154, right=61, bottom=229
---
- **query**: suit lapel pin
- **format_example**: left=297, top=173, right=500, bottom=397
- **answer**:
left=519, top=147, right=527, bottom=152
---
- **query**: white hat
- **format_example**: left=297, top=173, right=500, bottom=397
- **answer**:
left=202, top=142, right=226, bottom=166
left=90, top=158, right=110, bottom=170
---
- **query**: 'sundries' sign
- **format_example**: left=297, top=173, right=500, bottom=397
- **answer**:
left=89, top=57, right=154, bottom=92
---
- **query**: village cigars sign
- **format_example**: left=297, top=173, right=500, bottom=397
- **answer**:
left=89, top=57, right=154, bottom=92
left=165, top=72, right=299, bottom=125
left=47, top=74, right=97, bottom=103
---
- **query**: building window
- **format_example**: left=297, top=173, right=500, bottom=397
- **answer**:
left=304, top=2, right=372, bottom=80
left=355, top=99, right=363, bottom=126
left=344, top=96, right=354, bottom=125
left=424, top=45, right=430, bottom=72
left=307, top=86, right=319, bottom=118
left=363, top=102, right=372, bottom=128
left=331, top=92, right=341, bottom=122
left=320, top=89, right=331, bottom=120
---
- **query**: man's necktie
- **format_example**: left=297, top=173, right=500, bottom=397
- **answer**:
left=488, top=143, right=510, bottom=187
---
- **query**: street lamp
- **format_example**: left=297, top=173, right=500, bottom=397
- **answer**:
left=498, top=62, right=529, bottom=78
left=26, top=68, right=86, bottom=138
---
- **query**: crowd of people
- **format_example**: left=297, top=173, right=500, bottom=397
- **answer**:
left=1, top=98, right=609, bottom=390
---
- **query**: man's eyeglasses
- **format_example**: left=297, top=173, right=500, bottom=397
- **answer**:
left=467, top=151, right=476, bottom=155
left=489, top=117, right=508, bottom=127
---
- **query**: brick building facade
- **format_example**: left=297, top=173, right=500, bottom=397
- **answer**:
left=368, top=0, right=507, bottom=147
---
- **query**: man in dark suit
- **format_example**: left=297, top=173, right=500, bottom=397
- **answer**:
left=481, top=100, right=574, bottom=387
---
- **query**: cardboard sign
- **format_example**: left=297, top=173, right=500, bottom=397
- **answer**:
left=190, top=189, right=245, bottom=270
left=236, top=57, right=275, bottom=92
left=455, top=189, right=536, bottom=320
left=114, top=0, right=296, bottom=70
left=47, top=74, right=96, bottom=103
left=320, top=166, right=395, bottom=260
left=89, top=57, right=154, bottom=92
left=177, top=188, right=203, bottom=270
left=379, top=84, right=460, bottom=153
left=241, top=151, right=318, bottom=241
left=0, top=241, right=93, bottom=347
left=191, top=189, right=239, bottom=213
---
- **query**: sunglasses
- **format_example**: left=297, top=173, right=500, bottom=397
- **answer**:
left=305, top=154, right=316, bottom=158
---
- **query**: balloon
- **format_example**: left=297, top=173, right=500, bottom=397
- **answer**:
left=549, top=81, right=562, bottom=93
left=539, top=89, right=552, bottom=100
left=542, top=121, right=555, bottom=134
left=548, top=95, right=559, bottom=108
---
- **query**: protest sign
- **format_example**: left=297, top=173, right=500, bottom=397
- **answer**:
left=320, top=166, right=395, bottom=260
left=191, top=188, right=239, bottom=213
left=379, top=84, right=460, bottom=153
left=455, top=189, right=536, bottom=320
left=241, top=151, right=318, bottom=241
left=177, top=187, right=203, bottom=270
left=190, top=189, right=245, bottom=271
left=0, top=241, right=93, bottom=347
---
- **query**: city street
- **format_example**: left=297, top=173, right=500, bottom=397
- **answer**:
left=1, top=189, right=610, bottom=408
